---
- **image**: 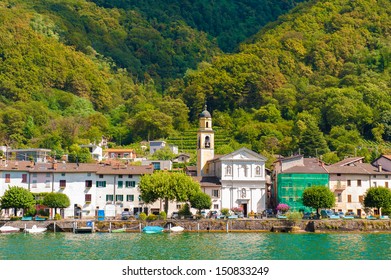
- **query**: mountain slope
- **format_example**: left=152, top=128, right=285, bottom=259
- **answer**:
left=175, top=0, right=391, bottom=161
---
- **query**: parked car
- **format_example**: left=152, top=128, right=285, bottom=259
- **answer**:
left=336, top=211, right=345, bottom=218
left=171, top=212, right=179, bottom=219
left=121, top=211, right=132, bottom=220
left=263, top=209, right=274, bottom=218
left=321, top=209, right=336, bottom=219
left=303, top=212, right=315, bottom=219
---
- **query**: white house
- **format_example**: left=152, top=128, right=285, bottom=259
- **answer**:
left=0, top=160, right=153, bottom=219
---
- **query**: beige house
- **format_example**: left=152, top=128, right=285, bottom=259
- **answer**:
left=325, top=157, right=391, bottom=217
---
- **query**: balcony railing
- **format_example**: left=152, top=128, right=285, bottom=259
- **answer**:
left=333, top=182, right=346, bottom=191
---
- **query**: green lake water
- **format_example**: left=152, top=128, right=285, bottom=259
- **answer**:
left=0, top=232, right=390, bottom=260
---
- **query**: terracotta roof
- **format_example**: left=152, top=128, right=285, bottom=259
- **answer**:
left=281, top=158, right=328, bottom=174
left=330, top=157, right=365, bottom=167
left=0, top=161, right=153, bottom=175
left=325, top=162, right=391, bottom=175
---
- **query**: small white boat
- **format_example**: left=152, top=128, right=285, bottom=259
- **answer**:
left=169, top=226, right=184, bottom=232
left=24, top=225, right=47, bottom=233
left=0, top=225, right=20, bottom=233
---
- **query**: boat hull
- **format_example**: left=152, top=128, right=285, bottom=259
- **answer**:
left=142, top=226, right=164, bottom=234
left=170, top=226, right=184, bottom=232
left=0, top=226, right=20, bottom=233
left=24, top=225, right=47, bottom=233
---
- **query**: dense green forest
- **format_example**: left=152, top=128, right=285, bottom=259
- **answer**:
left=1, top=0, right=391, bottom=166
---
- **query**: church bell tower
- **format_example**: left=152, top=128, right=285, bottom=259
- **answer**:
left=197, top=105, right=214, bottom=177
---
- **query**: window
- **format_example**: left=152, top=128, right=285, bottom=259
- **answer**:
left=373, top=182, right=377, bottom=187
left=347, top=180, right=351, bottom=187
left=87, top=173, right=91, bottom=177
left=212, top=189, right=220, bottom=198
left=5, top=174, right=10, bottom=183
left=96, top=181, right=106, bottom=188
left=348, top=195, right=352, bottom=203
left=59, top=180, right=66, bottom=188
left=116, top=195, right=124, bottom=202
left=117, top=181, right=123, bottom=188
left=99, top=174, right=104, bottom=178
left=32, top=173, right=37, bottom=178
left=152, top=162, right=161, bottom=170
left=32, top=180, right=37, bottom=188
left=255, top=166, right=261, bottom=176
left=359, top=195, right=364, bottom=203
left=386, top=182, right=389, bottom=188
left=126, top=181, right=136, bottom=188
left=119, top=175, right=123, bottom=178
left=357, top=180, right=362, bottom=187
left=85, top=180, right=92, bottom=188
left=206, top=121, right=209, bottom=128
left=138, top=195, right=143, bottom=202
left=22, top=174, right=27, bottom=183
left=337, top=173, right=341, bottom=176
left=243, top=165, right=249, bottom=177
left=337, top=193, right=342, bottom=203
left=45, top=180, right=51, bottom=188
left=85, top=194, right=92, bottom=203
left=128, top=175, right=133, bottom=178
left=204, top=136, right=210, bottom=148
left=46, top=173, right=50, bottom=178
left=61, top=173, right=65, bottom=177
left=106, top=195, right=114, bottom=202
left=214, top=204, right=219, bottom=210
left=126, top=195, right=134, bottom=202
left=226, top=165, right=232, bottom=175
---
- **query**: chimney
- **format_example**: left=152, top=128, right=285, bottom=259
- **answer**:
left=378, top=164, right=382, bottom=172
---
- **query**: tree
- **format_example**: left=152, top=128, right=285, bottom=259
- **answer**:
left=0, top=186, right=35, bottom=216
left=43, top=192, right=71, bottom=216
left=139, top=171, right=201, bottom=214
left=302, top=186, right=335, bottom=217
left=189, top=192, right=212, bottom=214
left=363, top=187, right=391, bottom=216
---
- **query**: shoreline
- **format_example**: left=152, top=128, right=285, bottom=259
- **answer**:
left=2, top=218, right=391, bottom=233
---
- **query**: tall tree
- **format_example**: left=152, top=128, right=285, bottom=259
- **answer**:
left=189, top=192, right=212, bottom=214
left=0, top=186, right=35, bottom=216
left=139, top=171, right=201, bottom=213
left=302, top=186, right=335, bottom=217
left=363, top=187, right=391, bottom=216
left=43, top=192, right=71, bottom=216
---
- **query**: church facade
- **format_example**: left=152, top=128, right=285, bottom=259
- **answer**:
left=193, top=106, right=267, bottom=216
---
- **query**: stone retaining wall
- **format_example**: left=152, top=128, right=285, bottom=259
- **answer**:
left=2, top=219, right=391, bottom=232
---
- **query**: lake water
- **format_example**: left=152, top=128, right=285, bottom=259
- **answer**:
left=0, top=231, right=390, bottom=260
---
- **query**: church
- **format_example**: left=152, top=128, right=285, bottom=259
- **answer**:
left=188, top=106, right=268, bottom=217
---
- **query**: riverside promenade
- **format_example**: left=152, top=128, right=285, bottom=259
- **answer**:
left=2, top=218, right=391, bottom=233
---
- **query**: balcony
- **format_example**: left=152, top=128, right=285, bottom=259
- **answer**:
left=332, top=182, right=346, bottom=192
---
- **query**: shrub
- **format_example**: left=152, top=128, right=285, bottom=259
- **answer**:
left=54, top=213, right=62, bottom=220
left=276, top=203, right=290, bottom=213
left=147, top=214, right=158, bottom=221
left=138, top=212, right=147, bottom=221
left=178, top=203, right=192, bottom=217
left=221, top=208, right=230, bottom=217
left=159, top=211, right=167, bottom=220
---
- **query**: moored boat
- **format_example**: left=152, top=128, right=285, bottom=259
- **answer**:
left=169, top=226, right=184, bottom=232
left=111, top=227, right=126, bottom=233
left=24, top=225, right=47, bottom=233
left=142, top=226, right=164, bottom=234
left=0, top=225, right=20, bottom=233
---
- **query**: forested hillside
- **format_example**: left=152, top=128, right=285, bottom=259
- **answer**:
left=172, top=0, right=391, bottom=163
left=1, top=0, right=391, bottom=165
